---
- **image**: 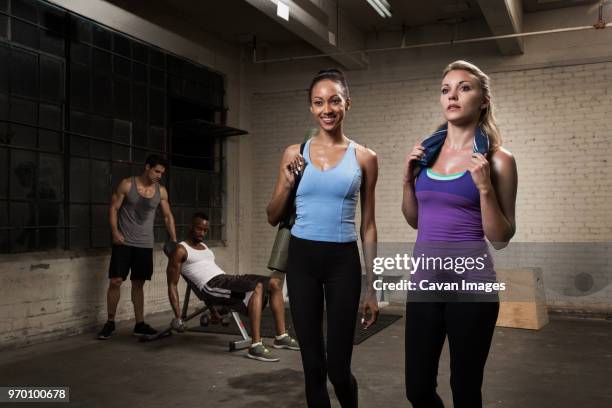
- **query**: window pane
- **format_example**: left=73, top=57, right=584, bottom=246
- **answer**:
left=10, top=204, right=37, bottom=252
left=69, top=157, right=89, bottom=202
left=39, top=2, right=66, bottom=32
left=0, top=200, right=6, bottom=226
left=93, top=49, right=111, bottom=73
left=113, top=33, right=131, bottom=57
left=92, top=24, right=111, bottom=50
left=197, top=172, right=210, bottom=205
left=149, top=68, right=164, bottom=89
left=89, top=138, right=110, bottom=160
left=39, top=103, right=62, bottom=130
left=40, top=28, right=65, bottom=57
left=12, top=18, right=39, bottom=49
left=210, top=176, right=222, bottom=207
left=0, top=148, right=7, bottom=199
left=40, top=56, right=64, bottom=101
left=112, top=119, right=131, bottom=161
left=149, top=49, right=165, bottom=69
left=70, top=134, right=89, bottom=157
left=91, top=160, right=111, bottom=203
left=39, top=153, right=63, bottom=200
left=169, top=76, right=183, bottom=95
left=70, top=110, right=91, bottom=136
left=91, top=115, right=113, bottom=140
left=132, top=122, right=146, bottom=147
left=0, top=15, right=7, bottom=40
left=0, top=93, right=6, bottom=144
left=167, top=55, right=181, bottom=75
left=39, top=227, right=64, bottom=250
left=71, top=41, right=90, bottom=65
left=10, top=150, right=36, bottom=200
left=132, top=85, right=147, bottom=123
left=170, top=169, right=195, bottom=204
left=113, top=55, right=131, bottom=78
left=149, top=89, right=165, bottom=126
left=91, top=227, right=109, bottom=248
left=92, top=74, right=112, bottom=115
left=0, top=46, right=8, bottom=93
left=133, top=62, right=147, bottom=84
left=71, top=17, right=92, bottom=43
left=11, top=125, right=37, bottom=148
left=69, top=63, right=90, bottom=110
left=10, top=97, right=37, bottom=125
left=13, top=0, right=38, bottom=23
left=111, top=162, right=132, bottom=191
left=10, top=48, right=39, bottom=98
left=133, top=42, right=147, bottom=63
left=113, top=79, right=131, bottom=119
left=148, top=126, right=165, bottom=151
left=69, top=204, right=89, bottom=248
left=39, top=130, right=62, bottom=152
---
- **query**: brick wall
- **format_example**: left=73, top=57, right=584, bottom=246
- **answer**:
left=249, top=62, right=612, bottom=311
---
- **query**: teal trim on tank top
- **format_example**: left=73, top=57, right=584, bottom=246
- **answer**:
left=426, top=168, right=467, bottom=181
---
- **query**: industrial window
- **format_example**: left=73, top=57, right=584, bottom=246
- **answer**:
left=0, top=0, right=233, bottom=253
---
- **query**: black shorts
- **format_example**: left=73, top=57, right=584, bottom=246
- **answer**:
left=108, top=244, right=153, bottom=281
left=193, top=274, right=270, bottom=315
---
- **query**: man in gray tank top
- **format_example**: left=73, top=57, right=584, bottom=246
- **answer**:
left=98, top=155, right=177, bottom=339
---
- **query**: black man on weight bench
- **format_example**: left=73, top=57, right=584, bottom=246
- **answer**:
left=166, top=212, right=299, bottom=362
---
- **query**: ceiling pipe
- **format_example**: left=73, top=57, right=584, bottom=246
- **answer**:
left=252, top=22, right=611, bottom=64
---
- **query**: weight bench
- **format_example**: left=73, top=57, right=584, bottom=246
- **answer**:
left=140, top=275, right=252, bottom=351
left=181, top=276, right=252, bottom=351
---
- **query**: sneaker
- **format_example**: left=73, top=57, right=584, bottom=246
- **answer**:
left=272, top=334, right=300, bottom=350
left=246, top=343, right=280, bottom=362
left=97, top=321, right=115, bottom=340
left=133, top=322, right=158, bottom=336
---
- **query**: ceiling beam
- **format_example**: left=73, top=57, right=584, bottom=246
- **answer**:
left=244, top=0, right=367, bottom=69
left=477, top=0, right=524, bottom=55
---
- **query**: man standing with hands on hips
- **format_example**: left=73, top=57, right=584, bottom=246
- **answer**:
left=98, top=155, right=177, bottom=339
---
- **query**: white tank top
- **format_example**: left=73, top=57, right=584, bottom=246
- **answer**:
left=179, top=241, right=224, bottom=289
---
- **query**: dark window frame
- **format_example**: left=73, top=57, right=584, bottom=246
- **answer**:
left=0, top=0, right=228, bottom=253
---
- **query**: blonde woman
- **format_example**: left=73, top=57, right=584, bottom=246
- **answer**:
left=402, top=61, right=517, bottom=408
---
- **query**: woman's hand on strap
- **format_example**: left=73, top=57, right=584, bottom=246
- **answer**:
left=266, top=144, right=304, bottom=226
left=282, top=151, right=305, bottom=190
left=467, top=152, right=493, bottom=192
left=404, top=144, right=425, bottom=185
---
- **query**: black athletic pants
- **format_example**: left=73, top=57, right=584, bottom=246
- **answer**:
left=287, top=236, right=362, bottom=408
left=404, top=300, right=499, bottom=408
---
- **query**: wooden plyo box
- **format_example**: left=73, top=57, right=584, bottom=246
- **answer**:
left=495, top=268, right=549, bottom=330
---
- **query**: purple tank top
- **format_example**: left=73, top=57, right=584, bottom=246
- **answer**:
left=412, top=169, right=495, bottom=285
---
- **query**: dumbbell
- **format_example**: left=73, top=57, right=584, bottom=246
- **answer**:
left=163, top=241, right=177, bottom=257
left=200, top=311, right=211, bottom=327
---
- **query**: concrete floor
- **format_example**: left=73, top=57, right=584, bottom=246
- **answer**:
left=1, top=308, right=611, bottom=408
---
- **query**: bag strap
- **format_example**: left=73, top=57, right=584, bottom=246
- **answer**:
left=279, top=142, right=307, bottom=229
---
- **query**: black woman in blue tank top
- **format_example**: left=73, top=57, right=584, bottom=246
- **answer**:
left=402, top=61, right=518, bottom=408
left=267, top=69, right=379, bottom=408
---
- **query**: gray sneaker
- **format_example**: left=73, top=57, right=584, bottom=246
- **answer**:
left=272, top=334, right=300, bottom=350
left=246, top=343, right=280, bottom=362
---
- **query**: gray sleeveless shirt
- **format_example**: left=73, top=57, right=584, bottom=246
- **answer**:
left=118, top=177, right=161, bottom=248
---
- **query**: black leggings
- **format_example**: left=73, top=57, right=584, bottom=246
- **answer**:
left=404, top=300, right=499, bottom=408
left=287, top=236, right=362, bottom=408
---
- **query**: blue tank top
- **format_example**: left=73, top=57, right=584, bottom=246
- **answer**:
left=291, top=138, right=362, bottom=243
